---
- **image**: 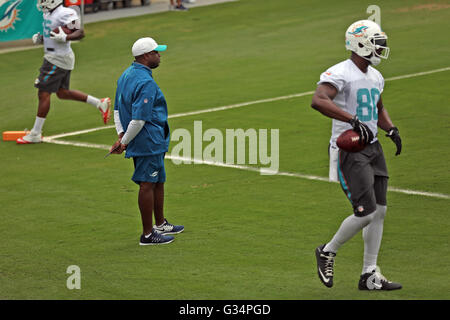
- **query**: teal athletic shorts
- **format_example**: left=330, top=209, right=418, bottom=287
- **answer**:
left=132, top=153, right=166, bottom=185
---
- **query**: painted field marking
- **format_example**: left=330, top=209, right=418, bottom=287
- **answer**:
left=384, top=66, right=450, bottom=81
left=44, top=66, right=450, bottom=140
left=41, top=66, right=450, bottom=200
left=41, top=137, right=450, bottom=200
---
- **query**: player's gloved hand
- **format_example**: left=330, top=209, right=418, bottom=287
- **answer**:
left=349, top=115, right=374, bottom=144
left=386, top=127, right=402, bottom=156
left=32, top=32, right=43, bottom=45
left=50, top=27, right=67, bottom=43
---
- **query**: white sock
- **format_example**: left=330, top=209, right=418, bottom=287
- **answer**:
left=144, top=232, right=152, bottom=238
left=323, top=211, right=374, bottom=253
left=362, top=205, right=386, bottom=274
left=86, top=95, right=101, bottom=108
left=31, top=116, right=46, bottom=135
left=362, top=262, right=378, bottom=275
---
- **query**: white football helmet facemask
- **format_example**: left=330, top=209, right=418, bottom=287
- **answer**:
left=345, top=20, right=389, bottom=66
left=37, top=0, right=63, bottom=12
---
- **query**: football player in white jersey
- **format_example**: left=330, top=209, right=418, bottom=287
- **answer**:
left=311, top=20, right=403, bottom=290
left=17, top=0, right=111, bottom=144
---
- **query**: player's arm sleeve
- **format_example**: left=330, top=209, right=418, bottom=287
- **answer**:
left=121, top=120, right=145, bottom=145
left=113, top=88, right=124, bottom=134
left=114, top=110, right=124, bottom=135
left=131, top=81, right=157, bottom=122
left=317, top=69, right=346, bottom=92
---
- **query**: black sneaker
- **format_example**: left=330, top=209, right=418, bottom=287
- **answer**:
left=153, top=218, right=184, bottom=235
left=358, top=267, right=402, bottom=291
left=315, top=244, right=336, bottom=288
left=139, top=231, right=174, bottom=246
left=174, top=4, right=188, bottom=11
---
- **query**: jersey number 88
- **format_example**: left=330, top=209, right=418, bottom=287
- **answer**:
left=356, top=88, right=380, bottom=121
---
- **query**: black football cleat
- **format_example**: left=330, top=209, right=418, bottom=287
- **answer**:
left=315, top=244, right=336, bottom=288
left=358, top=268, right=402, bottom=291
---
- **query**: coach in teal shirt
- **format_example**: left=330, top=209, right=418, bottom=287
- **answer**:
left=109, top=37, right=184, bottom=246
left=115, top=61, right=170, bottom=157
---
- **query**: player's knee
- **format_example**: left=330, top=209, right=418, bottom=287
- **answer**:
left=56, top=89, right=69, bottom=99
left=376, top=204, right=387, bottom=220
left=38, top=90, right=50, bottom=100
left=353, top=202, right=377, bottom=218
left=353, top=188, right=377, bottom=217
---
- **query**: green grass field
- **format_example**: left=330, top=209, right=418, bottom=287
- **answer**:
left=0, top=0, right=449, bottom=300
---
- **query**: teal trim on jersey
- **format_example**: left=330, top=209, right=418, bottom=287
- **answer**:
left=43, top=18, right=52, bottom=37
left=337, top=152, right=352, bottom=203
left=43, top=65, right=57, bottom=82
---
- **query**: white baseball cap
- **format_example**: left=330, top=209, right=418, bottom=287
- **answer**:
left=132, top=37, right=167, bottom=57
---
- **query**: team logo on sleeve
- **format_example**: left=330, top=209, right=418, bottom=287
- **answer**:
left=0, top=0, right=22, bottom=32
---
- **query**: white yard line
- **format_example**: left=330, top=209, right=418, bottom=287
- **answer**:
left=386, top=187, right=449, bottom=200
left=42, top=138, right=111, bottom=150
left=42, top=138, right=450, bottom=200
left=168, top=91, right=316, bottom=119
left=44, top=91, right=315, bottom=140
left=384, top=67, right=450, bottom=81
left=41, top=66, right=450, bottom=200
left=44, top=66, right=450, bottom=140
left=45, top=126, right=114, bottom=140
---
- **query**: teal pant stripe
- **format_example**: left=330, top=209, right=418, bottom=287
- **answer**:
left=43, top=65, right=57, bottom=82
left=337, top=151, right=352, bottom=203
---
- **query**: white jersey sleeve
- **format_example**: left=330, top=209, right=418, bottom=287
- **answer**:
left=317, top=63, right=347, bottom=92
left=60, top=8, right=78, bottom=24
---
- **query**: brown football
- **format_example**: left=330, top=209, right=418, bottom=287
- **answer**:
left=52, top=26, right=74, bottom=35
left=336, top=129, right=366, bottom=152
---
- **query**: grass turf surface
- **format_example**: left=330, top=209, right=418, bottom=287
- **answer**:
left=0, top=0, right=449, bottom=299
